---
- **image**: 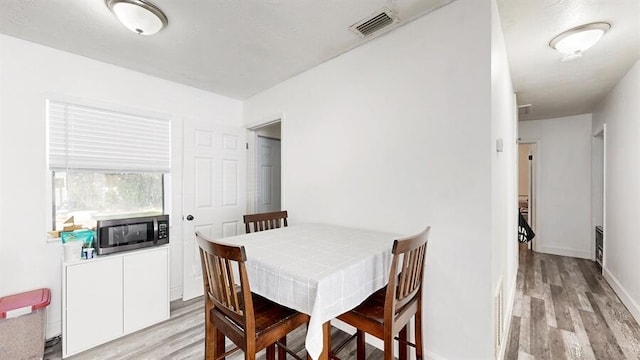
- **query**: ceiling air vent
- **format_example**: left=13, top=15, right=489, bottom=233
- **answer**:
left=350, top=9, right=399, bottom=38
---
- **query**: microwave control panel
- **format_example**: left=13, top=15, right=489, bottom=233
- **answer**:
left=158, top=222, right=168, bottom=240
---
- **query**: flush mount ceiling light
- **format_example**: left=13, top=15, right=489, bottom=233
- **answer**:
left=106, top=0, right=168, bottom=35
left=550, top=22, right=610, bottom=61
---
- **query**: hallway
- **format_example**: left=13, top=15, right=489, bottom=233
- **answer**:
left=506, top=247, right=640, bottom=359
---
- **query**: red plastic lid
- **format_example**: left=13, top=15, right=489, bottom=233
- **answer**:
left=0, top=288, right=51, bottom=319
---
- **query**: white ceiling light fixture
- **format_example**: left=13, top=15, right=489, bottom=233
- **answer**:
left=550, top=22, right=611, bottom=61
left=106, top=0, right=168, bottom=36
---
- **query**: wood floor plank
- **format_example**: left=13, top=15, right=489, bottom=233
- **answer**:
left=592, top=293, right=640, bottom=360
left=579, top=292, right=626, bottom=360
left=560, top=328, right=586, bottom=360
left=519, top=313, right=531, bottom=355
left=546, top=256, right=564, bottom=287
left=505, top=316, right=521, bottom=360
left=530, top=297, right=550, bottom=359
left=550, top=284, right=575, bottom=332
left=577, top=260, right=605, bottom=295
left=542, top=284, right=558, bottom=329
left=541, top=259, right=549, bottom=284
left=524, top=250, right=536, bottom=296
left=567, top=306, right=596, bottom=360
left=517, top=350, right=536, bottom=360
left=513, top=292, right=524, bottom=317
left=547, top=327, right=566, bottom=359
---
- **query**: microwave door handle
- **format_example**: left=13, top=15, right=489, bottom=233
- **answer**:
left=153, top=218, right=159, bottom=245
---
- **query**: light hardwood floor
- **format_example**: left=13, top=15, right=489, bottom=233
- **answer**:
left=506, top=245, right=640, bottom=359
left=45, top=297, right=382, bottom=360
left=45, top=247, right=640, bottom=359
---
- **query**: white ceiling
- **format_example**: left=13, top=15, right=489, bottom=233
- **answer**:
left=1, top=1, right=637, bottom=119
left=497, top=0, right=640, bottom=121
left=0, top=0, right=454, bottom=99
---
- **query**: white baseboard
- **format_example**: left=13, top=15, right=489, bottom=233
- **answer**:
left=498, top=274, right=518, bottom=359
left=170, top=286, right=182, bottom=301
left=603, top=267, right=640, bottom=325
left=535, top=245, right=591, bottom=259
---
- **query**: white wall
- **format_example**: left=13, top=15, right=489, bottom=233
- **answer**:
left=491, top=0, right=519, bottom=356
left=518, top=114, right=593, bottom=258
left=593, top=59, right=640, bottom=323
left=245, top=1, right=495, bottom=358
left=0, top=34, right=242, bottom=337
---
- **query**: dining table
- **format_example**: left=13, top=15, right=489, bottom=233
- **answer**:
left=220, top=223, right=400, bottom=360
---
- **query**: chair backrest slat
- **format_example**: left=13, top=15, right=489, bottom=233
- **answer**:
left=386, top=227, right=430, bottom=316
left=196, top=232, right=253, bottom=325
left=244, top=210, right=288, bottom=233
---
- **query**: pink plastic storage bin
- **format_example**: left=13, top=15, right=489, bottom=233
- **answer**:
left=0, top=288, right=51, bottom=360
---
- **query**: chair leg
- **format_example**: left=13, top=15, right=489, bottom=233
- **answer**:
left=215, top=329, right=225, bottom=360
left=278, top=336, right=287, bottom=360
left=399, top=324, right=409, bottom=360
left=267, top=344, right=276, bottom=360
left=414, top=311, right=424, bottom=360
left=205, top=322, right=214, bottom=360
left=245, top=343, right=256, bottom=360
left=383, top=332, right=394, bottom=360
left=356, top=330, right=365, bottom=360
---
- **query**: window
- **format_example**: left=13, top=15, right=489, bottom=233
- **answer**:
left=47, top=100, right=170, bottom=230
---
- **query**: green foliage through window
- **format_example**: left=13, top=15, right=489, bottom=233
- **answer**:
left=53, top=171, right=164, bottom=230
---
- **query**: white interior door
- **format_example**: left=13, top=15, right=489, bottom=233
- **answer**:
left=182, top=119, right=246, bottom=300
left=257, top=136, right=281, bottom=213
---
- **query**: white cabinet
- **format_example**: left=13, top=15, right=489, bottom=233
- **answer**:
left=62, top=246, right=169, bottom=358
left=65, top=256, right=123, bottom=355
left=123, top=249, right=169, bottom=333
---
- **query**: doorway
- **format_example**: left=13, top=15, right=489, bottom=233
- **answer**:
left=247, top=121, right=282, bottom=215
left=592, top=126, right=605, bottom=266
left=518, top=142, right=536, bottom=249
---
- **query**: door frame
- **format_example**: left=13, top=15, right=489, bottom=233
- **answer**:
left=592, top=124, right=606, bottom=265
left=518, top=140, right=539, bottom=251
left=247, top=114, right=286, bottom=215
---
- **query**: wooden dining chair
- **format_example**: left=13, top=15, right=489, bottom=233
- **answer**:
left=333, top=227, right=430, bottom=360
left=196, top=232, right=308, bottom=360
left=243, top=210, right=288, bottom=233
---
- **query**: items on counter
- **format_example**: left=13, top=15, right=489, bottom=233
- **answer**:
left=49, top=216, right=98, bottom=262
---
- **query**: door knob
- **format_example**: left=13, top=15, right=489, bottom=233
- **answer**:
left=186, top=215, right=194, bottom=221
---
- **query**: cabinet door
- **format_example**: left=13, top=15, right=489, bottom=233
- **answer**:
left=65, top=257, right=123, bottom=356
left=123, top=247, right=169, bottom=333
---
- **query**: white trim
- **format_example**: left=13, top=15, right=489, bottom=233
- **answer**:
left=602, top=124, right=607, bottom=269
left=591, top=126, right=605, bottom=262
left=592, top=124, right=605, bottom=137
left=517, top=139, right=539, bottom=251
left=603, top=267, right=640, bottom=324
left=245, top=113, right=286, bottom=214
left=498, top=273, right=518, bottom=359
left=536, top=245, right=591, bottom=259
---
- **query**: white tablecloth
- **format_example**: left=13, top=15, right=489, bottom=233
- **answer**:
left=221, top=223, right=398, bottom=360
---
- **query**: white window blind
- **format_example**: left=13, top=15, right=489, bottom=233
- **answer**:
left=48, top=100, right=171, bottom=172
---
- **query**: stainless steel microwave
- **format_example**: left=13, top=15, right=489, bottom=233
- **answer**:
left=96, top=214, right=169, bottom=255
